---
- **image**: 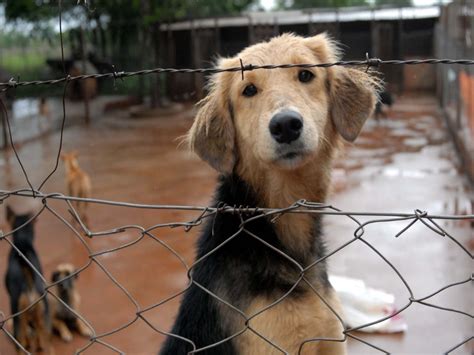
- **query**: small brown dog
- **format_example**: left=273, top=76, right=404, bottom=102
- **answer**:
left=61, top=151, right=91, bottom=224
left=49, top=264, right=92, bottom=342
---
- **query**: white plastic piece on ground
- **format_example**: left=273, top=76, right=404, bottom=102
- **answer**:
left=330, top=275, right=408, bottom=333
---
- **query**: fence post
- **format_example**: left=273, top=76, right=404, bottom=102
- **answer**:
left=150, top=21, right=161, bottom=108
left=1, top=105, right=7, bottom=150
left=273, top=16, right=279, bottom=36
left=456, top=66, right=462, bottom=130
left=397, top=6, right=405, bottom=94
left=248, top=16, right=254, bottom=45
left=166, top=23, right=176, bottom=100
left=79, top=26, right=91, bottom=125
left=214, top=18, right=221, bottom=55
left=370, top=7, right=376, bottom=58
left=191, top=20, right=204, bottom=100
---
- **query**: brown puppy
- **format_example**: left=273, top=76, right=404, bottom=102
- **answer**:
left=49, top=264, right=92, bottom=342
left=61, top=151, right=91, bottom=224
left=162, top=33, right=378, bottom=355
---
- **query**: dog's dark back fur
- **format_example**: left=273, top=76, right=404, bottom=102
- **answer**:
left=4, top=209, right=50, bottom=339
left=160, top=174, right=327, bottom=354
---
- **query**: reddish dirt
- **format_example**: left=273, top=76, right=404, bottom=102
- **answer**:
left=0, top=94, right=472, bottom=354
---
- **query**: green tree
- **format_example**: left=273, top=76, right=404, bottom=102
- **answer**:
left=0, top=0, right=257, bottom=105
left=1, top=0, right=57, bottom=22
left=0, top=0, right=257, bottom=61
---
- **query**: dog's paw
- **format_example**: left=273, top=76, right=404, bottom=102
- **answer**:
left=79, top=325, right=93, bottom=338
left=61, top=331, right=73, bottom=343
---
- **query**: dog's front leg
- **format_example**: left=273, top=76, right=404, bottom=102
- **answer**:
left=34, top=308, right=50, bottom=352
left=75, top=318, right=93, bottom=338
left=53, top=318, right=73, bottom=342
left=16, top=314, right=29, bottom=352
left=17, top=295, right=32, bottom=352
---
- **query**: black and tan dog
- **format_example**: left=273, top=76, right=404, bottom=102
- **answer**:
left=49, top=263, right=92, bottom=342
left=160, top=33, right=378, bottom=354
left=374, top=90, right=394, bottom=120
left=4, top=205, right=52, bottom=353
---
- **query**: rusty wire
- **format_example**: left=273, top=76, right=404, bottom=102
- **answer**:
left=0, top=2, right=473, bottom=354
left=1, top=58, right=474, bottom=93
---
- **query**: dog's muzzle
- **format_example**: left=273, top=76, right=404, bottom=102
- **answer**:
left=269, top=110, right=303, bottom=144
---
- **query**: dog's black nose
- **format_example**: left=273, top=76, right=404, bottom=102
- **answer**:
left=269, top=110, right=303, bottom=144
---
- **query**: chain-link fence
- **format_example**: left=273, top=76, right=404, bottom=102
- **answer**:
left=0, top=188, right=472, bottom=354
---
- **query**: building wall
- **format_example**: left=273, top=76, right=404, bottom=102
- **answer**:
left=164, top=12, right=437, bottom=99
left=436, top=0, right=474, bottom=183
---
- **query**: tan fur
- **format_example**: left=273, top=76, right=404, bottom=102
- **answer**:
left=187, top=33, right=380, bottom=354
left=61, top=151, right=91, bottom=224
left=49, top=263, right=92, bottom=342
left=17, top=275, right=52, bottom=354
left=233, top=289, right=345, bottom=355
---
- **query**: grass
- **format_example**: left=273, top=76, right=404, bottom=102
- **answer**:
left=1, top=49, right=156, bottom=98
left=1, top=51, right=48, bottom=80
left=1, top=53, right=46, bottom=74
left=0, top=51, right=61, bottom=98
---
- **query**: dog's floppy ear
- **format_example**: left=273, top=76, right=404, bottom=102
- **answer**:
left=187, top=65, right=235, bottom=174
left=305, top=33, right=378, bottom=142
left=329, top=68, right=378, bottom=142
left=51, top=271, right=61, bottom=283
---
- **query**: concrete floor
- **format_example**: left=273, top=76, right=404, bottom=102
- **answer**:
left=0, top=94, right=472, bottom=354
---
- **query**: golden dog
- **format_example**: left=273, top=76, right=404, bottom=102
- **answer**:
left=61, top=151, right=91, bottom=224
left=162, top=33, right=379, bottom=355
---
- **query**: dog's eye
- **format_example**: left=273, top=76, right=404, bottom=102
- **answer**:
left=298, top=70, right=314, bottom=83
left=242, top=84, right=258, bottom=97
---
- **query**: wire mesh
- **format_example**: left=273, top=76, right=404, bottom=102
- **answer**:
left=0, top=189, right=472, bottom=354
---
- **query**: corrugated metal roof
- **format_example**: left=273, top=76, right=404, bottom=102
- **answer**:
left=161, top=6, right=440, bottom=31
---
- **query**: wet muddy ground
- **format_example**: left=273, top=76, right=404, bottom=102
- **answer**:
left=0, top=94, right=472, bottom=354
